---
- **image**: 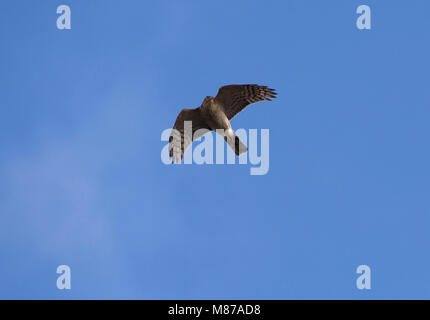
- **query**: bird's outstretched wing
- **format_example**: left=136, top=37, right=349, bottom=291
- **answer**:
left=214, top=84, right=277, bottom=120
left=169, top=108, right=210, bottom=163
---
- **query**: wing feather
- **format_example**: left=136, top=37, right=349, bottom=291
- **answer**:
left=169, top=108, right=210, bottom=163
left=214, top=84, right=277, bottom=120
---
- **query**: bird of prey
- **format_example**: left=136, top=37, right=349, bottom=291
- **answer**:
left=169, top=84, right=277, bottom=163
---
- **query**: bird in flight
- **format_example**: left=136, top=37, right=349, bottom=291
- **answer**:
left=169, top=84, right=277, bottom=163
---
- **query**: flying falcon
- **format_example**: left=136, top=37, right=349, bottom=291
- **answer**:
left=169, top=84, right=277, bottom=163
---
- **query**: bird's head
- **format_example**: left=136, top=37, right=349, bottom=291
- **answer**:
left=203, top=96, right=213, bottom=104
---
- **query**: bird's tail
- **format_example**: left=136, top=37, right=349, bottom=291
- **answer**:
left=225, top=133, right=248, bottom=156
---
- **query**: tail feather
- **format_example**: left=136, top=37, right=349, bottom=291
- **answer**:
left=225, top=135, right=248, bottom=156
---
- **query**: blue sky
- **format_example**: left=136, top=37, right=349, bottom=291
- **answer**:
left=1, top=0, right=429, bottom=299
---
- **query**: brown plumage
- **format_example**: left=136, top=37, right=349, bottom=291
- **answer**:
left=169, top=84, right=277, bottom=163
